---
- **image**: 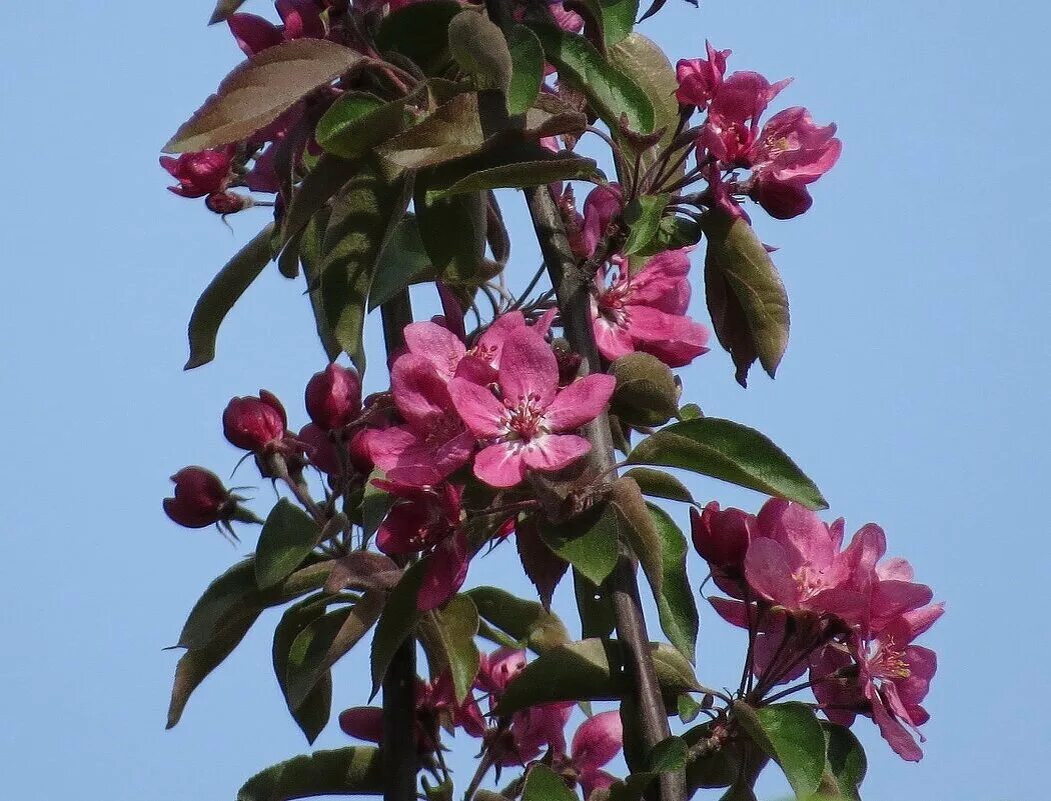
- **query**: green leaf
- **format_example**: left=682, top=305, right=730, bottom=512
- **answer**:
left=531, top=26, right=655, bottom=134
left=184, top=224, right=274, bottom=370
left=678, top=403, right=702, bottom=421
left=380, top=91, right=495, bottom=170
left=622, top=194, right=668, bottom=256
left=702, top=212, right=790, bottom=386
left=816, top=722, right=867, bottom=801
left=507, top=25, right=545, bottom=115
left=415, top=177, right=488, bottom=286
left=164, top=40, right=363, bottom=152
left=448, top=10, right=513, bottom=93
left=573, top=0, right=639, bottom=48
left=376, top=1, right=462, bottom=76
left=733, top=701, right=826, bottom=800
left=573, top=570, right=615, bottom=639
left=626, top=418, right=827, bottom=510
left=430, top=152, right=601, bottom=200
left=610, top=478, right=663, bottom=596
left=370, top=560, right=426, bottom=696
left=236, top=747, right=383, bottom=801
left=609, top=34, right=680, bottom=173
left=466, top=586, right=570, bottom=653
left=623, top=468, right=694, bottom=504
left=368, top=216, right=433, bottom=311
left=522, top=764, right=576, bottom=801
left=299, top=208, right=342, bottom=361
left=430, top=594, right=481, bottom=703
left=649, top=736, right=689, bottom=773
left=272, top=595, right=334, bottom=743
left=683, top=721, right=744, bottom=791
left=609, top=352, right=679, bottom=427
left=496, top=638, right=699, bottom=715
left=321, top=160, right=412, bottom=371
left=541, top=502, right=620, bottom=587
left=359, top=468, right=393, bottom=540
left=316, top=92, right=411, bottom=160
left=286, top=592, right=385, bottom=711
left=646, top=504, right=698, bottom=663
left=280, top=155, right=360, bottom=247
left=255, top=499, right=321, bottom=591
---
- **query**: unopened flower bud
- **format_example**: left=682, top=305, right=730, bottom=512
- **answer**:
left=299, top=423, right=342, bottom=476
left=223, top=391, right=287, bottom=452
left=305, top=363, right=362, bottom=430
left=205, top=190, right=254, bottom=215
left=163, top=466, right=232, bottom=528
left=690, top=502, right=753, bottom=574
left=159, top=149, right=233, bottom=198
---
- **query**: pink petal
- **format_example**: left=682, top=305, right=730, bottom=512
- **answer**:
left=448, top=378, right=506, bottom=438
left=473, top=443, right=527, bottom=488
left=872, top=690, right=924, bottom=761
left=592, top=313, right=634, bottom=361
left=392, top=354, right=456, bottom=429
left=877, top=557, right=915, bottom=582
left=744, top=537, right=801, bottom=606
left=417, top=532, right=469, bottom=612
left=366, top=425, right=419, bottom=472
left=708, top=596, right=750, bottom=629
left=522, top=434, right=591, bottom=472
left=404, top=321, right=466, bottom=380
left=571, top=711, right=623, bottom=772
left=544, top=374, right=616, bottom=431
left=339, top=706, right=384, bottom=743
left=227, top=13, right=282, bottom=56
left=498, top=329, right=559, bottom=408
left=758, top=499, right=835, bottom=568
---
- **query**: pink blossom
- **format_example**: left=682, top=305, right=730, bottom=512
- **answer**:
left=569, top=711, right=623, bottom=797
left=691, top=502, right=757, bottom=598
left=298, top=423, right=342, bottom=476
left=501, top=703, right=574, bottom=766
left=576, top=184, right=622, bottom=259
left=478, top=647, right=527, bottom=695
left=227, top=0, right=325, bottom=56
left=591, top=250, right=710, bottom=367
left=675, top=42, right=731, bottom=109
left=160, top=149, right=233, bottom=198
left=448, top=329, right=614, bottom=488
left=710, top=71, right=792, bottom=127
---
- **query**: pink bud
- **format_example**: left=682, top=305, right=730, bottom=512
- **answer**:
left=347, top=428, right=375, bottom=474
left=338, top=706, right=384, bottom=744
left=163, top=466, right=231, bottom=528
left=298, top=423, right=342, bottom=476
left=690, top=502, right=753, bottom=571
left=223, top=392, right=287, bottom=452
left=159, top=149, right=233, bottom=198
left=305, top=363, right=362, bottom=430
left=205, top=191, right=253, bottom=215
left=750, top=176, right=813, bottom=220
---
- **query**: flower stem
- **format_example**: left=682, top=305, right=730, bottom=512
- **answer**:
left=524, top=184, right=684, bottom=801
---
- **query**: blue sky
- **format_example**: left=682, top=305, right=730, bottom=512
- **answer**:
left=0, top=1, right=1047, bottom=799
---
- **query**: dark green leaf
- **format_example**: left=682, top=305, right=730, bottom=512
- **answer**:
left=531, top=26, right=655, bottom=133
left=678, top=403, right=702, bottom=421
left=370, top=560, right=426, bottom=696
left=448, top=10, right=513, bottom=93
left=185, top=224, right=274, bottom=370
left=522, top=764, right=576, bottom=801
left=683, top=721, right=744, bottom=791
left=703, top=211, right=790, bottom=386
left=627, top=418, right=827, bottom=510
left=299, top=209, right=342, bottom=361
left=430, top=152, right=601, bottom=200
left=817, top=722, right=867, bottom=801
left=280, top=155, right=360, bottom=247
left=622, top=194, right=668, bottom=256
left=255, top=499, right=321, bottom=591
left=376, top=1, right=462, bottom=76
left=609, top=34, right=679, bottom=173
left=359, top=468, right=393, bottom=540
left=272, top=595, right=334, bottom=743
left=430, top=594, right=481, bottom=702
left=573, top=0, right=639, bottom=48
left=286, top=592, right=385, bottom=711
left=496, top=638, right=699, bottom=715
left=467, top=586, right=570, bottom=653
left=321, top=160, right=412, bottom=371
left=677, top=693, right=702, bottom=724
left=209, top=0, right=249, bottom=24
left=515, top=514, right=570, bottom=609
left=316, top=92, right=411, bottom=159
left=415, top=177, right=488, bottom=286
left=609, top=352, right=679, bottom=427
left=236, top=746, right=383, bottom=801
left=380, top=91, right=497, bottom=170
left=646, top=503, right=698, bottom=663
left=623, top=468, right=694, bottom=504
left=733, top=701, right=825, bottom=800
left=164, top=40, right=363, bottom=152
left=368, top=216, right=433, bottom=311
left=573, top=570, right=615, bottom=639
left=507, top=25, right=545, bottom=115
left=649, top=736, right=688, bottom=773
left=541, top=502, right=620, bottom=586
left=610, top=478, right=663, bottom=596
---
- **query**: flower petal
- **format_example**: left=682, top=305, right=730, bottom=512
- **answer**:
left=744, top=537, right=801, bottom=606
left=404, top=321, right=466, bottom=380
left=448, top=378, right=506, bottom=438
left=498, top=329, right=558, bottom=408
left=522, top=434, right=591, bottom=472
left=474, top=442, right=527, bottom=488
left=571, top=711, right=623, bottom=772
left=544, top=374, right=616, bottom=431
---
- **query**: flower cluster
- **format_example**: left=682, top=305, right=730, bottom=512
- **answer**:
left=339, top=647, right=623, bottom=797
left=692, top=498, right=942, bottom=761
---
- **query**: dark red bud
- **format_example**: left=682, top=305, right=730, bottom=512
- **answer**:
left=205, top=190, right=253, bottom=215
left=347, top=428, right=375, bottom=474
left=690, top=502, right=751, bottom=569
left=163, top=466, right=231, bottom=528
left=160, top=149, right=233, bottom=198
left=749, top=177, right=813, bottom=220
left=223, top=393, right=287, bottom=452
left=305, top=363, right=362, bottom=430
left=299, top=423, right=342, bottom=476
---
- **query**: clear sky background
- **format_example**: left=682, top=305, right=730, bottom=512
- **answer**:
left=0, top=1, right=1047, bottom=799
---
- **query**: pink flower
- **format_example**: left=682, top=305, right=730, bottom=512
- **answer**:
left=710, top=71, right=792, bottom=127
left=743, top=499, right=882, bottom=625
left=691, top=502, right=756, bottom=598
left=298, top=423, right=342, bottom=476
left=366, top=352, right=476, bottom=486
left=160, top=149, right=233, bottom=198
left=591, top=250, right=710, bottom=368
left=448, top=329, right=615, bottom=488
left=478, top=647, right=527, bottom=695
left=163, top=467, right=233, bottom=529
left=501, top=703, right=574, bottom=766
left=222, top=391, right=289, bottom=453
left=569, top=711, right=623, bottom=797
left=227, top=0, right=325, bottom=56
left=305, top=363, right=362, bottom=431
left=576, top=184, right=622, bottom=259
left=675, top=42, right=731, bottom=109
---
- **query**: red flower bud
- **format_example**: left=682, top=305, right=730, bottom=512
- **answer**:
left=690, top=502, right=753, bottom=572
left=299, top=423, right=342, bottom=476
left=223, top=391, right=288, bottom=452
left=159, top=149, right=233, bottom=198
left=305, top=363, right=362, bottom=430
left=163, top=466, right=231, bottom=528
left=348, top=428, right=375, bottom=474
left=205, top=190, right=253, bottom=215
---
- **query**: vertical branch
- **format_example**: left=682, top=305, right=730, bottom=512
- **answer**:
left=380, top=289, right=419, bottom=801
left=524, top=187, right=685, bottom=801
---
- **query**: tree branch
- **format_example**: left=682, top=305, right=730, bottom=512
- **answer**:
left=380, top=290, right=419, bottom=801
left=524, top=186, right=685, bottom=801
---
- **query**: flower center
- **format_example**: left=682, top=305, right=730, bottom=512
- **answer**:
left=504, top=395, right=549, bottom=441
left=869, top=638, right=911, bottom=680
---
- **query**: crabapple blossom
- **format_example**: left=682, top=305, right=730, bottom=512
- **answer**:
left=159, top=149, right=233, bottom=198
left=227, top=0, right=326, bottom=57
left=675, top=42, right=731, bottom=109
left=566, top=711, right=624, bottom=797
